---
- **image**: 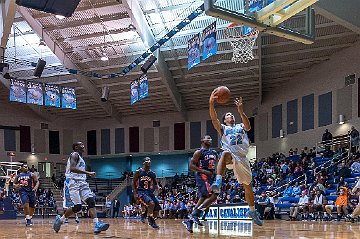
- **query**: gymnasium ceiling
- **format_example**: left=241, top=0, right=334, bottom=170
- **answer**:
left=1, top=0, right=360, bottom=122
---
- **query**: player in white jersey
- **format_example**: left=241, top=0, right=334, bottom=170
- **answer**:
left=347, top=178, right=360, bottom=223
left=209, top=89, right=263, bottom=226
left=53, top=142, right=109, bottom=234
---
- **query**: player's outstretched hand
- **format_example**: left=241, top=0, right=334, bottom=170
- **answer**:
left=88, top=171, right=96, bottom=177
left=235, top=97, right=244, bottom=113
left=209, top=88, right=218, bottom=104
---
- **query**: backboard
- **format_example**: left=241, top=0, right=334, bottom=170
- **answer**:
left=205, top=0, right=316, bottom=44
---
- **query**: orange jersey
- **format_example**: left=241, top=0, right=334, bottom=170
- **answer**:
left=335, top=188, right=348, bottom=206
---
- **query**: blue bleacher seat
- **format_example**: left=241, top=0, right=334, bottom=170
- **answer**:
left=351, top=173, right=360, bottom=177
left=287, top=155, right=300, bottom=162
left=344, top=178, right=356, bottom=183
left=325, top=189, right=336, bottom=195
left=326, top=195, right=337, bottom=201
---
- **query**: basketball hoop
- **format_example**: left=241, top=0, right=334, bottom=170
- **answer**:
left=224, top=23, right=259, bottom=64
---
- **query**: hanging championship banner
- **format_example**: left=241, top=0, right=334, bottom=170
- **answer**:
left=202, top=21, right=217, bottom=61
left=9, top=79, right=26, bottom=103
left=139, top=74, right=148, bottom=100
left=44, top=84, right=60, bottom=107
left=188, top=33, right=201, bottom=70
left=130, top=80, right=139, bottom=105
left=27, top=81, right=43, bottom=105
left=61, top=87, right=76, bottom=109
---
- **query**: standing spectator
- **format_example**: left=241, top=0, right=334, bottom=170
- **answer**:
left=112, top=199, right=120, bottom=218
left=322, top=129, right=333, bottom=152
left=350, top=126, right=359, bottom=153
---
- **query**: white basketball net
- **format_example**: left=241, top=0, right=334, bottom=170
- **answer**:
left=225, top=25, right=259, bottom=64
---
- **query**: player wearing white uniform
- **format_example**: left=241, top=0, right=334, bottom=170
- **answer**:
left=209, top=89, right=263, bottom=226
left=347, top=178, right=360, bottom=223
left=53, top=142, right=109, bottom=234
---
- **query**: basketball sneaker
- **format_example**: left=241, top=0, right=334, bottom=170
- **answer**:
left=53, top=215, right=63, bottom=233
left=64, top=218, right=69, bottom=223
left=94, top=221, right=110, bottom=234
left=182, top=220, right=194, bottom=233
left=189, top=212, right=204, bottom=226
left=148, top=216, right=159, bottom=229
left=246, top=211, right=263, bottom=226
left=25, top=218, right=33, bottom=226
left=210, top=177, right=222, bottom=193
left=140, top=213, right=146, bottom=223
left=75, top=216, right=80, bottom=223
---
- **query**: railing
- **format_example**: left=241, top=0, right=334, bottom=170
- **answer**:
left=107, top=177, right=131, bottom=202
left=316, top=134, right=351, bottom=158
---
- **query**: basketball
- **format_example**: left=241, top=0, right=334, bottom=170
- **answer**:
left=215, top=86, right=230, bottom=104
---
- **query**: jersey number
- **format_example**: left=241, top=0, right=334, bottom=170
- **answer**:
left=209, top=160, right=215, bottom=169
left=144, top=181, right=149, bottom=189
left=20, top=180, right=28, bottom=187
left=230, top=135, right=242, bottom=145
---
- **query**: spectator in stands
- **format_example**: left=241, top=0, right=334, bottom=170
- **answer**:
left=350, top=126, right=360, bottom=153
left=325, top=187, right=348, bottom=221
left=112, top=199, right=120, bottom=218
left=283, top=184, right=294, bottom=197
left=322, top=129, right=333, bottom=152
left=256, top=191, right=270, bottom=220
left=309, top=188, right=327, bottom=221
left=177, top=199, right=187, bottom=219
left=46, top=189, right=53, bottom=200
left=337, top=162, right=351, bottom=182
left=289, top=191, right=309, bottom=221
left=293, top=182, right=302, bottom=197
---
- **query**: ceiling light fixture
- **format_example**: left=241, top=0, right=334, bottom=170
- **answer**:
left=100, top=53, right=109, bottom=61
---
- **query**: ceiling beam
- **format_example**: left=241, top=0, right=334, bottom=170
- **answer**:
left=18, top=6, right=123, bottom=123
left=1, top=0, right=16, bottom=48
left=123, top=0, right=187, bottom=119
left=314, top=0, right=360, bottom=35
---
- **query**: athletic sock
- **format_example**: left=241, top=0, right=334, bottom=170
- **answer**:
left=60, top=215, right=66, bottom=222
left=26, top=215, right=31, bottom=220
left=93, top=218, right=99, bottom=224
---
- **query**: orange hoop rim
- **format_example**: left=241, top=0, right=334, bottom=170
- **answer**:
left=224, top=23, right=259, bottom=39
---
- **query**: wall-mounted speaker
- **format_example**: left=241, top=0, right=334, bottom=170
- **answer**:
left=33, top=58, right=46, bottom=77
left=141, top=55, right=157, bottom=73
left=101, top=86, right=110, bottom=102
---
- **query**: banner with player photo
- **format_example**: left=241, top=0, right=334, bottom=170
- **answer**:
left=139, top=74, right=148, bottom=100
left=61, top=87, right=76, bottom=109
left=9, top=79, right=26, bottom=103
left=130, top=80, right=139, bottom=105
left=188, top=33, right=201, bottom=70
left=27, top=81, right=43, bottom=105
left=202, top=21, right=217, bottom=61
left=44, top=84, right=60, bottom=107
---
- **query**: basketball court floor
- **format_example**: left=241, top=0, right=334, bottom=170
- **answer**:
left=0, top=219, right=359, bottom=239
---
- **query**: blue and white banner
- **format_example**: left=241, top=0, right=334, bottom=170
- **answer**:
left=204, top=205, right=250, bottom=220
left=202, top=21, right=217, bottom=61
left=44, top=84, right=60, bottom=107
left=193, top=220, right=253, bottom=237
left=249, top=0, right=264, bottom=12
left=61, top=87, right=76, bottom=109
left=27, top=81, right=43, bottom=105
left=9, top=79, right=26, bottom=103
left=139, top=74, right=148, bottom=100
left=130, top=80, right=139, bottom=105
left=188, top=33, right=201, bottom=70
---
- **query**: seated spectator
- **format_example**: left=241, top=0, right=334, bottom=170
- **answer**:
left=293, top=182, right=302, bottom=197
left=283, top=184, right=294, bottom=197
left=256, top=192, right=270, bottom=220
left=337, top=161, right=351, bottom=182
left=289, top=191, right=309, bottom=221
left=309, top=189, right=327, bottom=221
left=325, top=187, right=348, bottom=221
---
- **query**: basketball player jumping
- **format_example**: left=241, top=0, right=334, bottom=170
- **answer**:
left=14, top=163, right=39, bottom=226
left=133, top=157, right=161, bottom=229
left=53, top=142, right=109, bottom=234
left=183, top=135, right=218, bottom=233
left=209, top=89, right=263, bottom=226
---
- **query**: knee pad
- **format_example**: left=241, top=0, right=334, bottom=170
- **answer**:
left=86, top=197, right=96, bottom=208
left=72, top=204, right=82, bottom=213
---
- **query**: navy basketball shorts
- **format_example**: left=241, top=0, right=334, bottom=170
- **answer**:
left=19, top=191, right=36, bottom=208
left=196, top=174, right=215, bottom=198
left=138, top=191, right=161, bottom=211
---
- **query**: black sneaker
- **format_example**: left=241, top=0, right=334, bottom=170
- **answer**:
left=140, top=214, right=146, bottom=223
left=148, top=216, right=159, bottom=229
left=182, top=220, right=193, bottom=233
left=346, top=215, right=355, bottom=223
left=26, top=219, right=33, bottom=226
